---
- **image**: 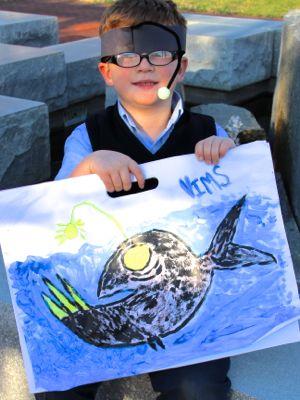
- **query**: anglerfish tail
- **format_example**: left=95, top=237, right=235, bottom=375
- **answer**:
left=207, top=196, right=276, bottom=269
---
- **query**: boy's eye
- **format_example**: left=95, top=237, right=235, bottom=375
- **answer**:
left=116, top=53, right=140, bottom=67
left=112, top=51, right=176, bottom=67
left=149, top=51, right=173, bottom=65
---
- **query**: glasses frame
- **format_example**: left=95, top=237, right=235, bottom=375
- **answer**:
left=101, top=50, right=184, bottom=68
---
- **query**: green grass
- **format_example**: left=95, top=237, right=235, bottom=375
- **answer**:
left=78, top=0, right=300, bottom=19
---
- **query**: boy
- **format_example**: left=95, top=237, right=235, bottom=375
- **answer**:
left=38, top=1, right=234, bottom=399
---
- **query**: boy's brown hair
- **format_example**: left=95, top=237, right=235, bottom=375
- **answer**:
left=99, top=0, right=186, bottom=35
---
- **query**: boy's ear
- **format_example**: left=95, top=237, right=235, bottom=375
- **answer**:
left=98, top=62, right=114, bottom=86
left=176, top=56, right=188, bottom=83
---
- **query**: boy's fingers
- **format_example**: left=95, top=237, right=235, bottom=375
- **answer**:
left=195, top=137, right=235, bottom=165
left=195, top=141, right=204, bottom=160
left=203, top=137, right=214, bottom=164
left=219, top=138, right=235, bottom=157
left=119, top=169, right=133, bottom=191
left=129, top=161, right=145, bottom=189
left=210, top=139, right=222, bottom=164
left=110, top=171, right=124, bottom=192
left=101, top=174, right=115, bottom=193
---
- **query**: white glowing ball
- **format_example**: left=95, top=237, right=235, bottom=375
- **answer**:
left=158, top=87, right=171, bottom=100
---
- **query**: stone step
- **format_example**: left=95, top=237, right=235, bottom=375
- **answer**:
left=0, top=10, right=58, bottom=47
left=0, top=43, right=67, bottom=111
left=0, top=38, right=106, bottom=113
left=0, top=95, right=50, bottom=189
left=44, top=37, right=105, bottom=106
left=183, top=14, right=282, bottom=91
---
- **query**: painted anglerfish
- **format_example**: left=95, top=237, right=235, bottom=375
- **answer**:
left=42, top=196, right=276, bottom=349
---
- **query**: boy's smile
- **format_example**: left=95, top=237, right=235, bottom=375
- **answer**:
left=133, top=80, right=158, bottom=88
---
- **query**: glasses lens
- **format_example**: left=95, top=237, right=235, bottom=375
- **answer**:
left=116, top=53, right=140, bottom=67
left=149, top=51, right=174, bottom=66
left=111, top=51, right=177, bottom=67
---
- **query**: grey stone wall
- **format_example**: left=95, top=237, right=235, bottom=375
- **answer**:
left=184, top=14, right=282, bottom=91
left=271, top=10, right=300, bottom=226
left=0, top=95, right=50, bottom=189
left=0, top=44, right=68, bottom=112
left=0, top=10, right=58, bottom=47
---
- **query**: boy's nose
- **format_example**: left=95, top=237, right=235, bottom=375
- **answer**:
left=138, top=56, right=154, bottom=70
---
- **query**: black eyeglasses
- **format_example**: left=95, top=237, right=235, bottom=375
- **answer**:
left=101, top=50, right=183, bottom=68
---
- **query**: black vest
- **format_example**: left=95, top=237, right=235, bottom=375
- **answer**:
left=86, top=105, right=216, bottom=164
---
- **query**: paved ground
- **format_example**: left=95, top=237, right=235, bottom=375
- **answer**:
left=0, top=0, right=105, bottom=42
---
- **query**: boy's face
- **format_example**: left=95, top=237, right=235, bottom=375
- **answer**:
left=99, top=23, right=187, bottom=110
left=98, top=56, right=188, bottom=109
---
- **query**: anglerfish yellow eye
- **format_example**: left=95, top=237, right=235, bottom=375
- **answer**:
left=123, top=244, right=151, bottom=271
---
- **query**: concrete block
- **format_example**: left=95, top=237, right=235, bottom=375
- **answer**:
left=0, top=301, right=34, bottom=400
left=275, top=173, right=300, bottom=286
left=184, top=14, right=282, bottom=91
left=191, top=103, right=264, bottom=143
left=0, top=95, right=50, bottom=189
left=0, top=250, right=33, bottom=400
left=0, top=43, right=67, bottom=111
left=272, top=27, right=283, bottom=76
left=0, top=250, right=10, bottom=305
left=46, top=37, right=105, bottom=105
left=271, top=10, right=300, bottom=227
left=0, top=10, right=58, bottom=47
left=230, top=341, right=300, bottom=400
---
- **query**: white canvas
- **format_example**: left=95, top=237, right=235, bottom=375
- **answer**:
left=0, top=141, right=299, bottom=393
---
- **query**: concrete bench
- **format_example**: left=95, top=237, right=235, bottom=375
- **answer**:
left=0, top=95, right=50, bottom=189
left=45, top=37, right=105, bottom=105
left=0, top=38, right=105, bottom=115
left=183, top=14, right=282, bottom=101
left=0, top=10, right=58, bottom=47
left=0, top=43, right=67, bottom=111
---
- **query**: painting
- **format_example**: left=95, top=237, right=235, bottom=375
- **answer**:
left=0, top=141, right=299, bottom=393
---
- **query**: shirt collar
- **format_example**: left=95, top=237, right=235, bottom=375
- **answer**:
left=117, top=91, right=184, bottom=152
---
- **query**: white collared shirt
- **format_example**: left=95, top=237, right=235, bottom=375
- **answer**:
left=117, top=91, right=184, bottom=154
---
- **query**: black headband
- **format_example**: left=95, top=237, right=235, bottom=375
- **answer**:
left=101, top=22, right=186, bottom=57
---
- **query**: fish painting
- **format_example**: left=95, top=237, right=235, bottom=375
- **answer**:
left=42, top=195, right=276, bottom=350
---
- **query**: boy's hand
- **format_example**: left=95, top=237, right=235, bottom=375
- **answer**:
left=195, top=136, right=235, bottom=165
left=69, top=150, right=145, bottom=193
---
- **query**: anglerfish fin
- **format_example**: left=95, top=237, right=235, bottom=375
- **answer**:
left=42, top=275, right=90, bottom=320
left=147, top=336, right=165, bottom=351
left=213, top=243, right=276, bottom=268
left=208, top=195, right=246, bottom=256
left=207, top=196, right=276, bottom=268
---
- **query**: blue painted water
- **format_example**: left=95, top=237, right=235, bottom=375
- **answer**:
left=9, top=195, right=300, bottom=391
